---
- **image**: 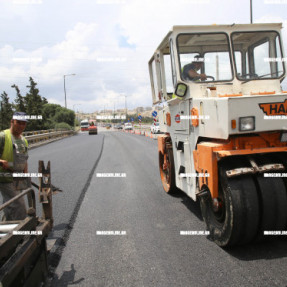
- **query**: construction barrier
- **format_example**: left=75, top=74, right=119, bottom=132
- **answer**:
left=121, top=129, right=159, bottom=140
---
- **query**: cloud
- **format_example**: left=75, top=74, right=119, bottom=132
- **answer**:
left=0, top=21, right=134, bottom=112
left=1, top=0, right=287, bottom=112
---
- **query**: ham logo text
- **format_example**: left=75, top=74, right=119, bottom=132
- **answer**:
left=259, top=99, right=287, bottom=115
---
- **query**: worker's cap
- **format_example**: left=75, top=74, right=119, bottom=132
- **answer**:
left=192, top=55, right=204, bottom=63
left=12, top=111, right=29, bottom=122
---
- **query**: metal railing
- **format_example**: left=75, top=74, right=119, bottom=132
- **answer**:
left=23, top=129, right=76, bottom=147
left=0, top=187, right=36, bottom=214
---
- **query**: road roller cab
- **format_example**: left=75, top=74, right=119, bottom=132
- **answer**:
left=149, top=23, right=287, bottom=246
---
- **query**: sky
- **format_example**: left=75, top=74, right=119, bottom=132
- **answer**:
left=0, top=0, right=287, bottom=113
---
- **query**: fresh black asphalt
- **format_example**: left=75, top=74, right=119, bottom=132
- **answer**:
left=42, top=131, right=287, bottom=287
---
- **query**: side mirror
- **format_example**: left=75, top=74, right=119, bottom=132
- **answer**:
left=174, top=83, right=187, bottom=98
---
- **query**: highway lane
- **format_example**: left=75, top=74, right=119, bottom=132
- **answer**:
left=52, top=131, right=287, bottom=287
left=27, top=132, right=104, bottom=249
left=0, top=131, right=105, bottom=280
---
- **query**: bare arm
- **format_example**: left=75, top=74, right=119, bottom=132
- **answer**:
left=188, top=69, right=207, bottom=80
left=0, top=159, right=9, bottom=169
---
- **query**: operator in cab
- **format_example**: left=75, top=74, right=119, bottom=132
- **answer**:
left=182, top=55, right=207, bottom=81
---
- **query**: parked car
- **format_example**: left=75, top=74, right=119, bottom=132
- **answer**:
left=124, top=123, right=133, bottom=130
left=114, top=124, right=123, bottom=129
left=150, top=122, right=160, bottom=134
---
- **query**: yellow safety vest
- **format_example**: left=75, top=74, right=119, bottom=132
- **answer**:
left=0, top=129, right=28, bottom=183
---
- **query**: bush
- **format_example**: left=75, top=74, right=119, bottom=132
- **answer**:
left=54, top=122, right=72, bottom=130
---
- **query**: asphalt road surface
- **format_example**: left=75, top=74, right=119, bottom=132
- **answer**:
left=42, top=130, right=287, bottom=287
left=28, top=131, right=104, bottom=244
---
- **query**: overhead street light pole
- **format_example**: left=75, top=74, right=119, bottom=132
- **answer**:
left=125, top=95, right=127, bottom=119
left=64, top=73, right=76, bottom=108
left=73, top=103, right=81, bottom=113
left=250, top=0, right=253, bottom=24
left=73, top=104, right=81, bottom=130
left=119, top=93, right=128, bottom=121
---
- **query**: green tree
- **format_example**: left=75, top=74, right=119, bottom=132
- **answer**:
left=42, top=103, right=75, bottom=129
left=42, top=97, right=48, bottom=105
left=54, top=122, right=72, bottom=130
left=11, top=84, right=25, bottom=112
left=53, top=107, right=75, bottom=127
left=0, top=92, right=13, bottom=130
left=42, top=103, right=62, bottom=129
left=2, top=78, right=75, bottom=132
left=42, top=103, right=61, bottom=119
left=25, top=77, right=44, bottom=130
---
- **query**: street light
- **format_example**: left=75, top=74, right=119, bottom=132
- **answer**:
left=73, top=104, right=81, bottom=130
left=64, top=73, right=76, bottom=108
left=73, top=103, right=81, bottom=113
left=125, top=95, right=127, bottom=119
left=73, top=103, right=81, bottom=119
left=250, top=0, right=253, bottom=24
left=119, top=93, right=128, bottom=120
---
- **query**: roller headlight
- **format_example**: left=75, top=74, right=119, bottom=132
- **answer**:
left=280, top=132, right=287, bottom=142
left=239, top=116, right=255, bottom=131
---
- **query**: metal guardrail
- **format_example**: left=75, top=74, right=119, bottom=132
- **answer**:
left=23, top=129, right=55, bottom=136
left=23, top=130, right=76, bottom=147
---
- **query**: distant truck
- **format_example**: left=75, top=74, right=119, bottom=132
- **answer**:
left=80, top=119, right=89, bottom=131
left=149, top=23, right=287, bottom=247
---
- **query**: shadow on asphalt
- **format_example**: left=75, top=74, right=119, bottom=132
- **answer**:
left=52, top=223, right=69, bottom=231
left=51, top=264, right=85, bottom=286
left=169, top=189, right=203, bottom=222
left=222, top=237, right=287, bottom=260
left=169, top=190, right=287, bottom=261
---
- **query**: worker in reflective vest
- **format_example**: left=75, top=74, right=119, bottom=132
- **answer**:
left=0, top=112, right=29, bottom=220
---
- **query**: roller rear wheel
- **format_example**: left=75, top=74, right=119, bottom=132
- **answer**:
left=159, top=147, right=178, bottom=194
left=200, top=158, right=260, bottom=247
left=252, top=155, right=287, bottom=240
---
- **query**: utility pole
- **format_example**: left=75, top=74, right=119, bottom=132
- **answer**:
left=113, top=101, right=115, bottom=122
left=216, top=54, right=219, bottom=80
left=125, top=95, right=127, bottom=120
left=119, top=93, right=128, bottom=121
left=250, top=0, right=253, bottom=24
left=63, top=74, right=76, bottom=108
